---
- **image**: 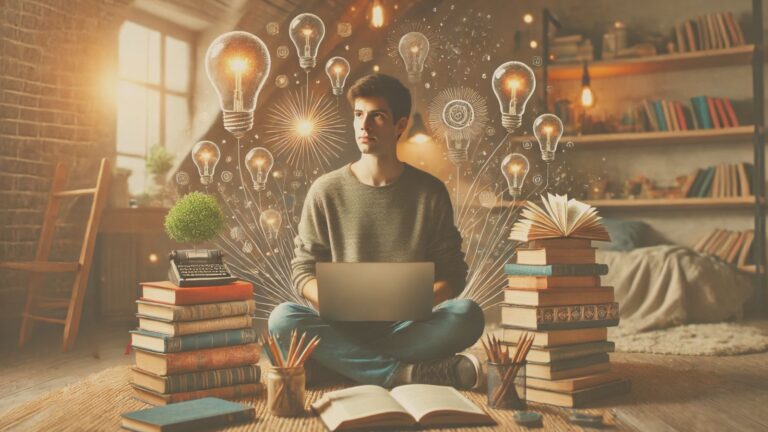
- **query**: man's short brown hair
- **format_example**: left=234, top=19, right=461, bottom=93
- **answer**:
left=346, top=74, right=411, bottom=122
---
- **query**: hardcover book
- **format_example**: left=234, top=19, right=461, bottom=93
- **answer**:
left=524, top=353, right=611, bottom=380
left=516, top=248, right=597, bottom=265
left=121, top=397, right=255, bottom=432
left=504, top=263, right=609, bottom=277
left=130, top=328, right=259, bottom=353
left=140, top=281, right=253, bottom=305
left=137, top=314, right=252, bottom=337
left=506, top=275, right=601, bottom=290
left=503, top=287, right=614, bottom=306
left=311, top=384, right=494, bottom=431
left=525, top=379, right=631, bottom=408
left=519, top=341, right=616, bottom=363
left=501, top=302, right=620, bottom=331
left=136, top=299, right=256, bottom=322
left=501, top=327, right=608, bottom=348
left=508, top=194, right=610, bottom=242
left=526, top=371, right=622, bottom=392
left=131, top=365, right=261, bottom=394
left=134, top=344, right=260, bottom=376
left=132, top=383, right=263, bottom=406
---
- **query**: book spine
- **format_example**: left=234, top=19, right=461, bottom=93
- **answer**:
left=166, top=328, right=259, bottom=353
left=504, top=263, right=609, bottom=276
left=654, top=101, right=667, bottom=131
left=537, top=302, right=619, bottom=324
left=166, top=344, right=260, bottom=374
left=706, top=96, right=721, bottom=128
left=529, top=353, right=609, bottom=371
left=166, top=383, right=261, bottom=403
left=166, top=365, right=261, bottom=393
left=714, top=98, right=729, bottom=128
left=175, top=286, right=253, bottom=305
left=175, top=300, right=256, bottom=321
left=177, top=316, right=251, bottom=335
left=722, top=98, right=739, bottom=127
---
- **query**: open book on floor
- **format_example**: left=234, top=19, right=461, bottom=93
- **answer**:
left=311, top=384, right=495, bottom=431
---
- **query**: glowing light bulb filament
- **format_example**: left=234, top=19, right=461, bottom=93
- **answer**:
left=544, top=125, right=553, bottom=147
left=507, top=79, right=520, bottom=114
left=372, top=2, right=384, bottom=28
left=229, top=57, right=247, bottom=111
left=201, top=151, right=211, bottom=175
left=302, top=28, right=312, bottom=57
left=334, top=66, right=342, bottom=86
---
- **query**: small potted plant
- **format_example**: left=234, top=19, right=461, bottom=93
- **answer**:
left=164, top=191, right=225, bottom=248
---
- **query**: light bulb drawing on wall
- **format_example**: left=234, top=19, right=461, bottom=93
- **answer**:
left=491, top=61, right=535, bottom=133
left=501, top=153, right=529, bottom=198
left=259, top=209, right=282, bottom=239
left=325, top=56, right=350, bottom=95
left=442, top=99, right=475, bottom=165
left=289, top=13, right=325, bottom=70
left=533, top=113, right=564, bottom=163
left=399, top=32, right=429, bottom=83
left=205, top=31, right=271, bottom=138
left=245, top=147, right=274, bottom=191
left=191, top=141, right=221, bottom=185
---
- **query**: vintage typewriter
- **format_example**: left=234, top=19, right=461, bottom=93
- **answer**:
left=168, top=249, right=238, bottom=287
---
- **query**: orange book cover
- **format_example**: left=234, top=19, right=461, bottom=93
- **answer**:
left=714, top=98, right=729, bottom=128
left=722, top=98, right=739, bottom=127
left=706, top=97, right=721, bottom=129
left=674, top=102, right=688, bottom=130
left=134, top=343, right=261, bottom=375
left=140, top=280, right=253, bottom=305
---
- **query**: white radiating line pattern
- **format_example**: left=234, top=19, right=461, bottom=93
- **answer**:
left=264, top=90, right=346, bottom=173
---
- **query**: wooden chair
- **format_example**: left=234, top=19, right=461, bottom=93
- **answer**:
left=0, top=158, right=110, bottom=351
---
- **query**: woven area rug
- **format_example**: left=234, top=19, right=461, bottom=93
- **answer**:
left=609, top=320, right=768, bottom=356
left=0, top=364, right=626, bottom=432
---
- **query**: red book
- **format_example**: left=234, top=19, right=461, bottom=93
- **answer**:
left=714, top=98, right=729, bottom=128
left=674, top=102, right=688, bottom=130
left=140, top=280, right=253, bottom=305
left=134, top=343, right=261, bottom=375
left=722, top=98, right=740, bottom=127
left=706, top=97, right=721, bottom=128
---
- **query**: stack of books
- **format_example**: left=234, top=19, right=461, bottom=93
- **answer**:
left=549, top=34, right=594, bottom=64
left=129, top=280, right=262, bottom=406
left=505, top=194, right=631, bottom=408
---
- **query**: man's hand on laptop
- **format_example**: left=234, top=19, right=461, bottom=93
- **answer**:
left=302, top=278, right=320, bottom=310
left=433, top=280, right=453, bottom=306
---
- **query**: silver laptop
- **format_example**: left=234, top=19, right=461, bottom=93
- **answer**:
left=316, top=262, right=434, bottom=322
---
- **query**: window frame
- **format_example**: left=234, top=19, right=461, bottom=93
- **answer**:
left=116, top=10, right=196, bottom=184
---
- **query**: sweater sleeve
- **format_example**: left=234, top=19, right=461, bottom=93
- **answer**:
left=291, top=183, right=332, bottom=297
left=428, top=184, right=469, bottom=297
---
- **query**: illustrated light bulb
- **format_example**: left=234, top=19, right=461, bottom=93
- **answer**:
left=244, top=147, right=274, bottom=191
left=259, top=209, right=282, bottom=239
left=191, top=141, right=221, bottom=185
left=398, top=32, right=429, bottom=84
left=325, top=56, right=350, bottom=96
left=289, top=13, right=325, bottom=70
left=205, top=31, right=271, bottom=138
left=441, top=99, right=475, bottom=164
left=492, top=61, right=536, bottom=132
left=533, top=113, right=564, bottom=163
left=501, top=153, right=530, bottom=198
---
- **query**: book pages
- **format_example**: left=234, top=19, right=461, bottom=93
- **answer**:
left=390, top=384, right=485, bottom=423
left=509, top=194, right=610, bottom=242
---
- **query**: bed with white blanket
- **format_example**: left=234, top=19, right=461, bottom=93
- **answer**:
left=597, top=244, right=753, bottom=332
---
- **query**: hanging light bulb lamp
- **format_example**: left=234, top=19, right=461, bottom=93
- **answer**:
left=289, top=13, right=325, bottom=71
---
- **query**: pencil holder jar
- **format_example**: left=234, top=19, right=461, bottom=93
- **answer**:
left=267, top=366, right=306, bottom=417
left=486, top=361, right=526, bottom=410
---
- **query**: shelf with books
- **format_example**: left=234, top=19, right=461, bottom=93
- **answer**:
left=548, top=45, right=755, bottom=81
left=508, top=126, right=754, bottom=148
left=586, top=196, right=758, bottom=210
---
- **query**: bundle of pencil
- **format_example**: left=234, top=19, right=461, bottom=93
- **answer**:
left=260, top=330, right=320, bottom=368
left=482, top=332, right=534, bottom=406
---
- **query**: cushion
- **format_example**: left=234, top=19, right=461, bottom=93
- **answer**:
left=594, top=218, right=656, bottom=251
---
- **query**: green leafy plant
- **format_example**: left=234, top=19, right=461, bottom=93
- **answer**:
left=146, top=145, right=175, bottom=176
left=164, top=192, right=225, bottom=244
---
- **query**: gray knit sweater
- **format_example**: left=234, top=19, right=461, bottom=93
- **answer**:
left=291, top=163, right=468, bottom=297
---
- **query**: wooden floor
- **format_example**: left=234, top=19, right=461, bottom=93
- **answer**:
left=2, top=322, right=768, bottom=432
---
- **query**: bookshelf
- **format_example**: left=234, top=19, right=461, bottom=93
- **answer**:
left=540, top=2, right=765, bottom=313
left=508, top=126, right=754, bottom=148
left=547, top=45, right=755, bottom=80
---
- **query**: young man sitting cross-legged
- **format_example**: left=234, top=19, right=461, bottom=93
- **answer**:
left=268, top=73, right=485, bottom=389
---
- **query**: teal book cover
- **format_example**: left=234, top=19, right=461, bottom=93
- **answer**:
left=121, top=397, right=254, bottom=432
left=504, top=263, right=609, bottom=277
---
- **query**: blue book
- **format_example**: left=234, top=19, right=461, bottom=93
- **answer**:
left=653, top=101, right=667, bottom=131
left=691, top=96, right=712, bottom=129
left=697, top=166, right=716, bottom=197
left=504, top=263, right=609, bottom=277
left=121, top=397, right=254, bottom=432
left=130, top=328, right=258, bottom=353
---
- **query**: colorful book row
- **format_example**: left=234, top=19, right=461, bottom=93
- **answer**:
left=673, top=11, right=745, bottom=53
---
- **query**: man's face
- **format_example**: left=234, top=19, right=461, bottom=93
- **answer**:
left=353, top=96, right=408, bottom=156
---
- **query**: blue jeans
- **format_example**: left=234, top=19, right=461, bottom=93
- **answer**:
left=268, top=298, right=485, bottom=387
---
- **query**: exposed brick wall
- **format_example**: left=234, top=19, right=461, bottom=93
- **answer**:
left=0, top=0, right=133, bottom=341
